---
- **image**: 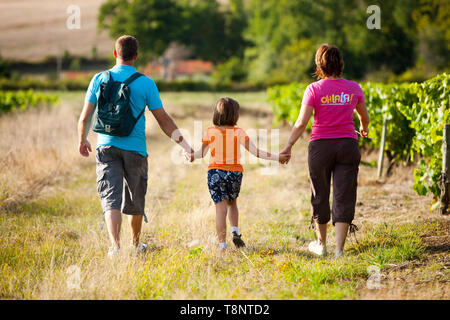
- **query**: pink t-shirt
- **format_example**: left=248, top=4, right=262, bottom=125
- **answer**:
left=302, top=78, right=365, bottom=141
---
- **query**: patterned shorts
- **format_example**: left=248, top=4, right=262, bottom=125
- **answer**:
left=207, top=169, right=243, bottom=204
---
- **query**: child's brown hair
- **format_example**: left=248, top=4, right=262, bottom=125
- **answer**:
left=213, top=97, right=240, bottom=126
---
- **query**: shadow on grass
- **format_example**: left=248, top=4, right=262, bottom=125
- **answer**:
left=242, top=244, right=319, bottom=259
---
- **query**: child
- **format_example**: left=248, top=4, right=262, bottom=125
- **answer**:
left=187, top=97, right=288, bottom=250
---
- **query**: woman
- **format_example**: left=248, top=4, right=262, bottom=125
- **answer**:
left=280, top=44, right=370, bottom=257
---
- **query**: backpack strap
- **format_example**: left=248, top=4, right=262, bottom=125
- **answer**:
left=100, top=71, right=113, bottom=99
left=124, top=72, right=144, bottom=86
left=102, top=70, right=112, bottom=82
left=124, top=72, right=146, bottom=122
left=134, top=105, right=147, bottom=123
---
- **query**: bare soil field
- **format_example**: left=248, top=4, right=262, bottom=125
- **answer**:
left=0, top=0, right=112, bottom=61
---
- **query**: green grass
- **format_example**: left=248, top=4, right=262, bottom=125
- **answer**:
left=0, top=166, right=437, bottom=299
left=0, top=90, right=446, bottom=299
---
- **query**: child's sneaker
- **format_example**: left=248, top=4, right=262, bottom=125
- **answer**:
left=232, top=231, right=246, bottom=248
left=133, top=243, right=148, bottom=255
left=335, top=250, right=344, bottom=258
left=308, top=240, right=327, bottom=256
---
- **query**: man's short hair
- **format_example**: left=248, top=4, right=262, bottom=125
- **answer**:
left=115, top=35, right=138, bottom=61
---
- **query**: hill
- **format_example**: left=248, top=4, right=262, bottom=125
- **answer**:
left=0, top=0, right=113, bottom=61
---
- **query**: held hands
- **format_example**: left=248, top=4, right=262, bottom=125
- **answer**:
left=79, top=140, right=92, bottom=157
left=278, top=146, right=292, bottom=164
left=278, top=152, right=291, bottom=164
left=183, top=149, right=195, bottom=162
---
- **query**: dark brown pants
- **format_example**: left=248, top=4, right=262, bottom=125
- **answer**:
left=308, top=138, right=360, bottom=225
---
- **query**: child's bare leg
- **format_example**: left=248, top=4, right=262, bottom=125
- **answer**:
left=215, top=201, right=228, bottom=243
left=227, top=199, right=239, bottom=228
left=228, top=199, right=245, bottom=247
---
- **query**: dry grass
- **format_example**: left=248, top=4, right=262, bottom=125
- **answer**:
left=0, top=102, right=83, bottom=206
left=0, top=91, right=448, bottom=300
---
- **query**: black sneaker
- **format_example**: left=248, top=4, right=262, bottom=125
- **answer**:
left=232, top=231, right=246, bottom=248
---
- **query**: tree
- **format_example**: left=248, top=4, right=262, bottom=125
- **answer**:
left=98, top=0, right=183, bottom=63
left=243, top=0, right=426, bottom=82
left=412, top=0, right=450, bottom=70
left=98, top=0, right=247, bottom=64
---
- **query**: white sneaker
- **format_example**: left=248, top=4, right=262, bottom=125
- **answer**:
left=107, top=247, right=120, bottom=259
left=308, top=240, right=327, bottom=256
left=335, top=250, right=344, bottom=257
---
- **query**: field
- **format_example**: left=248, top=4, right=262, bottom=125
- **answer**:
left=0, top=0, right=111, bottom=61
left=0, top=91, right=449, bottom=299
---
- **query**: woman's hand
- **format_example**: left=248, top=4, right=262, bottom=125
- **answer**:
left=360, top=127, right=369, bottom=137
left=279, top=145, right=292, bottom=164
left=278, top=152, right=290, bottom=164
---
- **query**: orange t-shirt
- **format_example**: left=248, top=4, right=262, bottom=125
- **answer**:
left=202, top=126, right=250, bottom=172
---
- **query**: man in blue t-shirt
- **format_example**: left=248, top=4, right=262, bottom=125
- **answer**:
left=78, top=35, right=193, bottom=258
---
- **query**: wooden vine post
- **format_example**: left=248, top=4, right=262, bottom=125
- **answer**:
left=377, top=118, right=388, bottom=180
left=440, top=124, right=450, bottom=215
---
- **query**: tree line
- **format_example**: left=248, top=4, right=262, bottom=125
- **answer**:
left=98, top=0, right=449, bottom=84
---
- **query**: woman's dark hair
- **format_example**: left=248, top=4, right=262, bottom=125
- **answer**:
left=213, top=97, right=240, bottom=126
left=313, top=44, right=344, bottom=79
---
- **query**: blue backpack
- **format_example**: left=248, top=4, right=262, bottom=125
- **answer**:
left=92, top=71, right=145, bottom=137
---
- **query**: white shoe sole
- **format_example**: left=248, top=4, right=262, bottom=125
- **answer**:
left=308, top=241, right=327, bottom=256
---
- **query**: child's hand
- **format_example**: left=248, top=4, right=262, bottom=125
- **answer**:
left=184, top=150, right=194, bottom=162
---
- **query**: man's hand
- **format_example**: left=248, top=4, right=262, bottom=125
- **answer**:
left=279, top=146, right=292, bottom=164
left=79, top=140, right=92, bottom=157
left=78, top=101, right=95, bottom=157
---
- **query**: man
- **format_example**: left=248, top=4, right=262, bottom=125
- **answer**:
left=78, top=35, right=193, bottom=257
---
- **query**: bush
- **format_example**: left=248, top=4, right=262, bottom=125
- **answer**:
left=0, top=90, right=59, bottom=114
left=0, top=77, right=91, bottom=91
left=0, top=56, right=11, bottom=79
left=0, top=76, right=268, bottom=92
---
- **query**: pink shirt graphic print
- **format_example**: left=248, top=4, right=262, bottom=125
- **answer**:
left=301, top=78, right=365, bottom=141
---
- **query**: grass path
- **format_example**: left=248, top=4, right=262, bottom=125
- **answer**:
left=0, top=91, right=448, bottom=299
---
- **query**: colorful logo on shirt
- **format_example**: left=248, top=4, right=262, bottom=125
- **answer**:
left=321, top=92, right=354, bottom=105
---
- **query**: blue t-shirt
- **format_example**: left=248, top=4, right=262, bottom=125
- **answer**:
left=85, top=64, right=163, bottom=156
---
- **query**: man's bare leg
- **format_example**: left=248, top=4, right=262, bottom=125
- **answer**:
left=105, top=209, right=122, bottom=250
left=128, top=214, right=144, bottom=247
